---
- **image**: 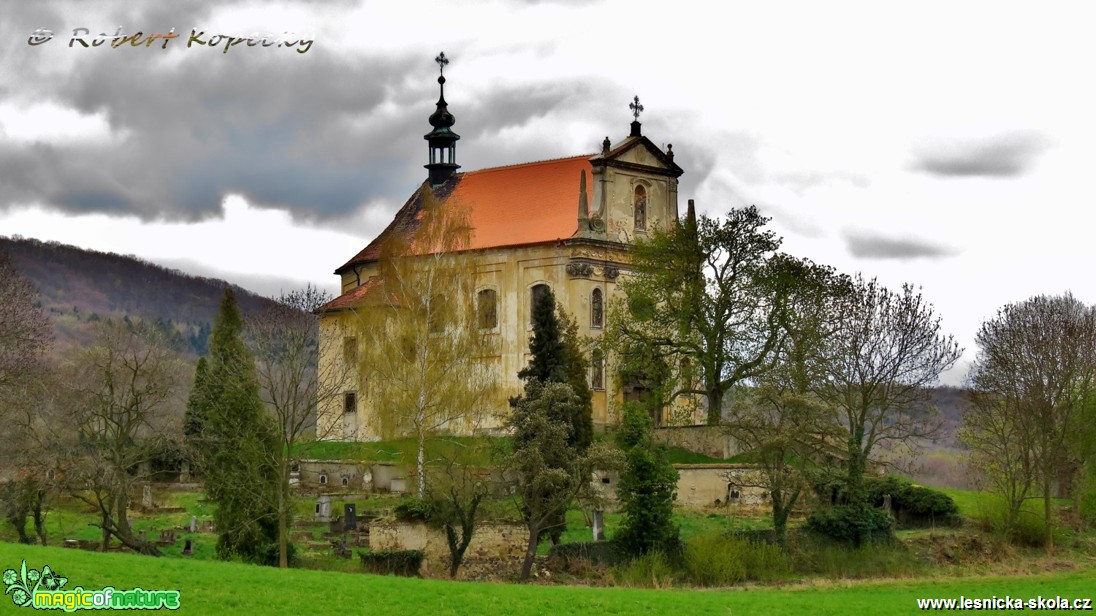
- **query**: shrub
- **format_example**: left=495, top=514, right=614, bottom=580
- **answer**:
left=976, top=496, right=1049, bottom=547
left=358, top=550, right=424, bottom=576
left=1079, top=469, right=1096, bottom=529
left=611, top=551, right=677, bottom=588
left=804, top=505, right=894, bottom=545
left=393, top=499, right=433, bottom=523
left=546, top=541, right=631, bottom=570
left=865, top=476, right=959, bottom=526
left=789, top=536, right=922, bottom=579
left=682, top=534, right=790, bottom=586
left=614, top=402, right=680, bottom=556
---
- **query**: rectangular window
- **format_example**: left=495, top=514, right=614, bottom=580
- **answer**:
left=343, top=392, right=357, bottom=414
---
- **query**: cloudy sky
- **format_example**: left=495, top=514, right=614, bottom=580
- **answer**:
left=3, top=0, right=1095, bottom=385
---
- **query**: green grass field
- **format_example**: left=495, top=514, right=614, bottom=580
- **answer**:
left=1, top=542, right=1092, bottom=615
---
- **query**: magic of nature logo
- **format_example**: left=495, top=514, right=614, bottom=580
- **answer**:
left=3, top=560, right=180, bottom=611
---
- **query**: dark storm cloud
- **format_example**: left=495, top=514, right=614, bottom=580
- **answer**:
left=1, top=0, right=612, bottom=226
left=845, top=231, right=958, bottom=260
left=911, top=132, right=1049, bottom=178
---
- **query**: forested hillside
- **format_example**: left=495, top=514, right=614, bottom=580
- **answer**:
left=1, top=235, right=280, bottom=356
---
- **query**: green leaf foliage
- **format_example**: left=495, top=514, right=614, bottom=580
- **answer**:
left=804, top=505, right=894, bottom=546
left=613, top=403, right=679, bottom=556
left=196, top=289, right=282, bottom=565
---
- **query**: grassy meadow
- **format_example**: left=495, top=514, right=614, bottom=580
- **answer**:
left=2, top=542, right=1093, bottom=615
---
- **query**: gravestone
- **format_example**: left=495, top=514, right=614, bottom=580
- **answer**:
left=315, top=495, right=332, bottom=522
left=180, top=462, right=192, bottom=483
left=159, top=529, right=176, bottom=544
left=189, top=516, right=197, bottom=533
left=182, top=539, right=193, bottom=556
left=142, top=485, right=154, bottom=510
left=592, top=509, right=605, bottom=542
left=390, top=478, right=406, bottom=494
left=883, top=494, right=893, bottom=517
left=344, top=504, right=357, bottom=532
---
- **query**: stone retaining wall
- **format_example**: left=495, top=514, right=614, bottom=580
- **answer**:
left=369, top=521, right=527, bottom=579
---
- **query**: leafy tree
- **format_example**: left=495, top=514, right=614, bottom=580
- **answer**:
left=197, top=289, right=281, bottom=565
left=814, top=275, right=961, bottom=521
left=246, top=285, right=351, bottom=568
left=607, top=205, right=787, bottom=425
left=724, top=256, right=846, bottom=548
left=613, top=402, right=679, bottom=555
left=356, top=194, right=498, bottom=499
left=963, top=293, right=1096, bottom=548
left=423, top=441, right=495, bottom=578
left=507, top=381, right=613, bottom=580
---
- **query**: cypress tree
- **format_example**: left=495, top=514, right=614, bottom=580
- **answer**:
left=518, top=287, right=566, bottom=383
left=614, top=402, right=679, bottom=556
left=198, top=289, right=281, bottom=565
left=517, top=289, right=593, bottom=452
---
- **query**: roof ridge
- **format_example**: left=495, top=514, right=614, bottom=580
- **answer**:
left=462, top=153, right=595, bottom=175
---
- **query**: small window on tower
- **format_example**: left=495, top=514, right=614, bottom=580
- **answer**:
left=591, top=288, right=604, bottom=329
left=343, top=392, right=357, bottom=414
left=634, top=185, right=647, bottom=232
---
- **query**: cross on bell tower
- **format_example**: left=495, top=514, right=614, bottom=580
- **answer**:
left=629, top=95, right=644, bottom=137
left=425, top=51, right=461, bottom=186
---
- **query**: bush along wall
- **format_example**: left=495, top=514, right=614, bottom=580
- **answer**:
left=359, top=550, right=424, bottom=576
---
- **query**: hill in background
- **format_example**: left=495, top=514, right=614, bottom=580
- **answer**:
left=1, top=235, right=281, bottom=357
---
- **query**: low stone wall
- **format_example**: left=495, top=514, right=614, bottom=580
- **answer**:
left=652, top=425, right=742, bottom=459
left=369, top=521, right=527, bottom=579
left=675, top=464, right=767, bottom=507
left=594, top=464, right=769, bottom=508
left=297, top=460, right=404, bottom=492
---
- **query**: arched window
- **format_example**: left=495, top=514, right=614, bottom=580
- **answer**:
left=530, top=284, right=550, bottom=324
left=591, top=288, right=604, bottom=328
left=591, top=348, right=604, bottom=390
left=633, top=185, right=647, bottom=232
left=477, top=289, right=498, bottom=329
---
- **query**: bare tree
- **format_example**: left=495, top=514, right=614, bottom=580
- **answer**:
left=0, top=251, right=51, bottom=399
left=963, top=293, right=1096, bottom=549
left=246, top=285, right=351, bottom=568
left=0, top=252, right=53, bottom=545
left=815, top=275, right=962, bottom=509
left=62, top=320, right=187, bottom=555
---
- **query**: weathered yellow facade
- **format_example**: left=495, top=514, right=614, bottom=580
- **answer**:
left=316, top=96, right=687, bottom=441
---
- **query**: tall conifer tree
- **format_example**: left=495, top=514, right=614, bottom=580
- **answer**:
left=197, top=289, right=281, bottom=565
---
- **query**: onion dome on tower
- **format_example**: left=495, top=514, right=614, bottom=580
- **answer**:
left=425, top=51, right=461, bottom=186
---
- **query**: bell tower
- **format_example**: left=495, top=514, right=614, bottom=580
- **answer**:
left=424, top=52, right=461, bottom=186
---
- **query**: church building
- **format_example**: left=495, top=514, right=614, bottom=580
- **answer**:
left=316, top=54, right=686, bottom=441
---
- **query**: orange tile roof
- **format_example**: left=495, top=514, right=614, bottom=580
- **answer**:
left=336, top=155, right=594, bottom=274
